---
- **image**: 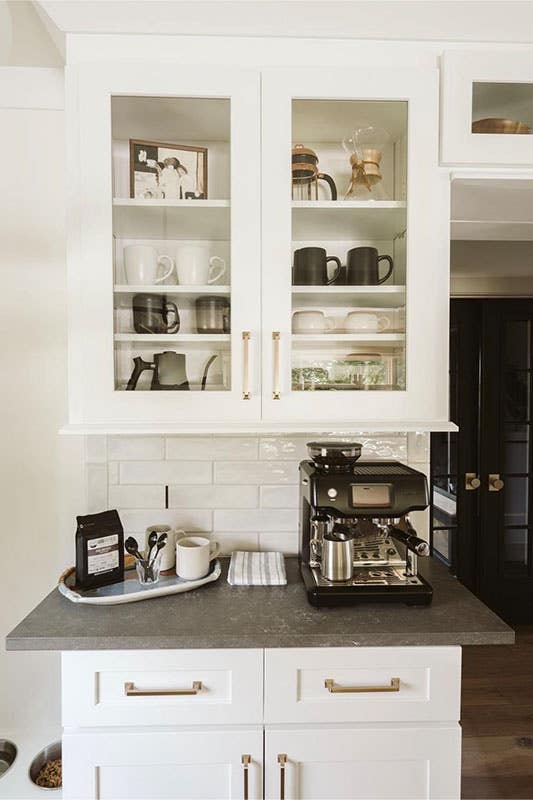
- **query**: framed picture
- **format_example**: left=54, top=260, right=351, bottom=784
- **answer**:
left=129, top=139, right=208, bottom=200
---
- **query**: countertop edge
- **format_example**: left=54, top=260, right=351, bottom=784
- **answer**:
left=6, top=631, right=516, bottom=650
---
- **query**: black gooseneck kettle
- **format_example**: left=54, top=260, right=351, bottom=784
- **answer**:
left=126, top=351, right=218, bottom=391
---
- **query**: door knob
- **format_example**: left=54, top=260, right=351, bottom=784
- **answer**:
left=465, top=473, right=481, bottom=491
left=489, top=473, right=504, bottom=492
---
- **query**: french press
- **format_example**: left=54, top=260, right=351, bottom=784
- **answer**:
left=291, top=144, right=337, bottom=200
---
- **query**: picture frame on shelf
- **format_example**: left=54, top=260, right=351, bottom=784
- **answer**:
left=129, top=139, right=208, bottom=200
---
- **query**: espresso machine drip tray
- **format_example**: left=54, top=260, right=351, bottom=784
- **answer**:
left=309, top=566, right=426, bottom=588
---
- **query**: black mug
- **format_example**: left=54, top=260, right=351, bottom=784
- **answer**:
left=346, top=247, right=394, bottom=286
left=132, top=293, right=180, bottom=334
left=293, top=247, right=342, bottom=286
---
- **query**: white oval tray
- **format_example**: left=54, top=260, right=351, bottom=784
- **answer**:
left=57, top=561, right=222, bottom=605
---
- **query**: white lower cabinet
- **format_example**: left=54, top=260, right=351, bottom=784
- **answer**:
left=264, top=725, right=461, bottom=800
left=61, top=648, right=462, bottom=800
left=62, top=727, right=263, bottom=800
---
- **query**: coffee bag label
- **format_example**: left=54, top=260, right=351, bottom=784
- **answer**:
left=87, top=533, right=119, bottom=575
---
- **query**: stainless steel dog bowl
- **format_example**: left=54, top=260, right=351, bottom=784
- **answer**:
left=29, top=741, right=61, bottom=789
left=0, top=739, right=17, bottom=778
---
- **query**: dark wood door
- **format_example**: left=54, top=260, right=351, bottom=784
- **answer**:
left=479, top=300, right=533, bottom=623
left=433, top=299, right=533, bottom=623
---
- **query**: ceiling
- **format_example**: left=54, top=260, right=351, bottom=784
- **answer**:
left=36, top=1, right=533, bottom=43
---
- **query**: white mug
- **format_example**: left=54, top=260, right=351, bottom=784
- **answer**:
left=345, top=310, right=391, bottom=333
left=176, top=244, right=226, bottom=286
left=292, top=310, right=334, bottom=334
left=145, top=525, right=178, bottom=572
left=124, top=245, right=175, bottom=285
left=176, top=536, right=220, bottom=580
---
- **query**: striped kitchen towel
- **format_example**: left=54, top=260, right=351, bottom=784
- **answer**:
left=227, top=551, right=287, bottom=586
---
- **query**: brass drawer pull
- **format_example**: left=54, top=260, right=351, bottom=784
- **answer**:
left=324, top=677, right=400, bottom=693
left=242, top=332, right=251, bottom=400
left=124, top=680, right=203, bottom=697
left=242, top=755, right=251, bottom=800
left=277, top=754, right=287, bottom=800
left=272, top=331, right=280, bottom=399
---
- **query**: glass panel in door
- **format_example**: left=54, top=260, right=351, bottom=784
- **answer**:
left=472, top=82, right=533, bottom=135
left=111, top=95, right=232, bottom=394
left=290, top=99, right=407, bottom=394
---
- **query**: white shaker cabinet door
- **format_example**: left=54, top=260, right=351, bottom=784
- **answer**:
left=261, top=67, right=450, bottom=428
left=66, top=63, right=261, bottom=427
left=63, top=727, right=263, bottom=800
left=264, top=724, right=461, bottom=800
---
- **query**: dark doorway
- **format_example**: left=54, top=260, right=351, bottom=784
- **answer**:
left=431, top=300, right=533, bottom=624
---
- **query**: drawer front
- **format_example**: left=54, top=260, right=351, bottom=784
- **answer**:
left=264, top=646, right=461, bottom=724
left=62, top=649, right=263, bottom=728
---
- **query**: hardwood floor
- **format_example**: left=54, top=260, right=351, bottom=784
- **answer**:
left=462, top=626, right=533, bottom=799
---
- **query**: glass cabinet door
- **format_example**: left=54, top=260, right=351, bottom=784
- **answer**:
left=261, top=68, right=449, bottom=425
left=442, top=51, right=533, bottom=166
left=68, top=65, right=260, bottom=426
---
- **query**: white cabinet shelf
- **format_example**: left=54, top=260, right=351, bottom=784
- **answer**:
left=451, top=176, right=533, bottom=241
left=292, top=333, right=405, bottom=348
left=292, top=286, right=405, bottom=308
left=114, top=333, right=230, bottom=344
left=112, top=198, right=231, bottom=240
left=114, top=284, right=231, bottom=299
left=291, top=201, right=407, bottom=241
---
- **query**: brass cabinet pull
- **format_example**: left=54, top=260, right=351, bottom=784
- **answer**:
left=272, top=331, right=281, bottom=399
left=241, top=755, right=251, bottom=800
left=465, top=473, right=481, bottom=491
left=242, top=332, right=251, bottom=400
left=324, top=677, right=400, bottom=693
left=124, top=680, right=202, bottom=697
left=489, top=473, right=504, bottom=492
left=277, top=754, right=287, bottom=800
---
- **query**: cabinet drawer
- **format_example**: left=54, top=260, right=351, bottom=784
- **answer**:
left=62, top=649, right=263, bottom=728
left=264, top=646, right=461, bottom=724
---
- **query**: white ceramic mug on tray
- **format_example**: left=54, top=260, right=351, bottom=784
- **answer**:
left=176, top=244, right=226, bottom=286
left=124, top=244, right=175, bottom=285
left=145, top=525, right=178, bottom=572
left=345, top=310, right=391, bottom=333
left=176, top=535, right=220, bottom=580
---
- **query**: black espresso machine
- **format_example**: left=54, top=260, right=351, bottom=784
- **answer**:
left=299, top=442, right=433, bottom=608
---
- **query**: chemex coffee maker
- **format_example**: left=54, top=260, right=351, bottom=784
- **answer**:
left=299, top=441, right=433, bottom=608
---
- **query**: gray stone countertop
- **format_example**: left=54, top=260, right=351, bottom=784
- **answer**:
left=6, top=557, right=514, bottom=650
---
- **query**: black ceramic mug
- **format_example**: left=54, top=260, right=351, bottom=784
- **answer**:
left=346, top=247, right=394, bottom=286
left=293, top=247, right=342, bottom=286
left=132, top=293, right=180, bottom=334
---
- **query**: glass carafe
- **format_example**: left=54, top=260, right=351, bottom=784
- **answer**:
left=342, top=125, right=389, bottom=201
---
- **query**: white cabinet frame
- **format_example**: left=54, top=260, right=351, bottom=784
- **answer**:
left=261, top=68, right=449, bottom=426
left=66, top=64, right=261, bottom=425
left=442, top=50, right=533, bottom=166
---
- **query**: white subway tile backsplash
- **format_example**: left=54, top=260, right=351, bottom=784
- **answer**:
left=109, top=485, right=165, bottom=509
left=169, top=485, right=258, bottom=509
left=85, top=435, right=107, bottom=464
left=120, top=461, right=212, bottom=485
left=214, top=533, right=260, bottom=554
left=86, top=431, right=430, bottom=546
left=166, top=436, right=258, bottom=461
left=87, top=464, right=108, bottom=512
left=260, top=485, right=299, bottom=509
left=119, top=509, right=212, bottom=534
left=258, top=532, right=299, bottom=555
left=109, top=436, right=164, bottom=461
left=214, top=508, right=298, bottom=532
left=215, top=461, right=298, bottom=485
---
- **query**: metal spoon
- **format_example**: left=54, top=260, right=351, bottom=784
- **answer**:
left=125, top=536, right=143, bottom=562
left=149, top=533, right=168, bottom=566
left=145, top=530, right=158, bottom=564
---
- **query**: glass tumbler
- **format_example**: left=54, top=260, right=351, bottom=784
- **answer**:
left=136, top=554, right=162, bottom=586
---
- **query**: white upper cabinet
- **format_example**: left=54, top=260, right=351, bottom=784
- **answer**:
left=442, top=50, right=533, bottom=165
left=261, top=68, right=449, bottom=426
left=66, top=64, right=261, bottom=427
left=65, top=61, right=450, bottom=431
